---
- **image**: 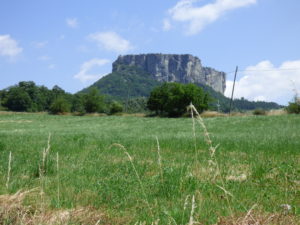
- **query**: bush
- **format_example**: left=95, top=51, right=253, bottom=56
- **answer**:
left=286, top=96, right=300, bottom=114
left=49, top=97, right=70, bottom=114
left=83, top=88, right=105, bottom=113
left=109, top=101, right=123, bottom=114
left=253, top=108, right=266, bottom=116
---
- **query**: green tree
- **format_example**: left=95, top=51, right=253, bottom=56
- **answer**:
left=0, top=90, right=6, bottom=110
left=83, top=88, right=105, bottom=113
left=49, top=97, right=71, bottom=114
left=286, top=96, right=300, bottom=114
left=125, top=97, right=148, bottom=113
left=2, top=81, right=55, bottom=112
left=51, top=85, right=66, bottom=98
left=36, top=86, right=52, bottom=111
left=109, top=101, right=123, bottom=114
left=183, top=84, right=209, bottom=111
left=17, top=81, right=40, bottom=111
left=4, top=87, right=33, bottom=111
left=0, top=81, right=78, bottom=113
left=71, top=94, right=86, bottom=114
left=147, top=83, right=209, bottom=117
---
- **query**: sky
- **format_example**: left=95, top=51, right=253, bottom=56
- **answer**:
left=1, top=0, right=300, bottom=105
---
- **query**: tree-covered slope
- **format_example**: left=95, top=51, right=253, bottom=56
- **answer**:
left=80, top=65, right=161, bottom=100
left=80, top=65, right=282, bottom=112
left=197, top=83, right=282, bottom=112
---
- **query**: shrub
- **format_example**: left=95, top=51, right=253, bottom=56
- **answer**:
left=286, top=96, right=300, bottom=114
left=109, top=101, right=123, bottom=114
left=83, top=88, right=105, bottom=113
left=49, top=97, right=70, bottom=114
left=253, top=108, right=266, bottom=116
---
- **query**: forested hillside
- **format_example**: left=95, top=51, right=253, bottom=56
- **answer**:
left=80, top=65, right=282, bottom=112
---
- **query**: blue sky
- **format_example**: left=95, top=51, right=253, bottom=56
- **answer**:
left=1, top=0, right=300, bottom=105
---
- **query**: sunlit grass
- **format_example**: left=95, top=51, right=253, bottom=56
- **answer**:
left=0, top=113, right=299, bottom=224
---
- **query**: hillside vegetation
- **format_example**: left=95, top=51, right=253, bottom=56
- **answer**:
left=0, top=67, right=282, bottom=115
left=80, top=65, right=282, bottom=112
left=0, top=113, right=299, bottom=224
left=80, top=65, right=161, bottom=100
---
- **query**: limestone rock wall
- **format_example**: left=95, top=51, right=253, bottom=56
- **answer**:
left=112, top=54, right=226, bottom=93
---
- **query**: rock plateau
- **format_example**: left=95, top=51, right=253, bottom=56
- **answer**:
left=112, top=54, right=226, bottom=94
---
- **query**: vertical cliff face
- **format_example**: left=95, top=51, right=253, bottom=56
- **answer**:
left=112, top=54, right=226, bottom=94
left=202, top=67, right=226, bottom=95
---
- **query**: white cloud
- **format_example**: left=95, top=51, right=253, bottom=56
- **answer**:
left=224, top=60, right=300, bottom=105
left=66, top=18, right=78, bottom=28
left=163, top=19, right=172, bottom=31
left=0, top=34, right=23, bottom=57
left=74, top=58, right=110, bottom=83
left=167, top=0, right=256, bottom=35
left=88, top=31, right=133, bottom=53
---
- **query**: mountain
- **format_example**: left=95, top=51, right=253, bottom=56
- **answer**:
left=80, top=65, right=161, bottom=100
left=113, top=54, right=226, bottom=93
left=81, top=54, right=282, bottom=112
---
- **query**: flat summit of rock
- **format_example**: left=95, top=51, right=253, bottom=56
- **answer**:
left=113, top=53, right=226, bottom=94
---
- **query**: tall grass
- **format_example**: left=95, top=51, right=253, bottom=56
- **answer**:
left=5, top=151, right=12, bottom=189
left=110, top=143, right=154, bottom=218
left=0, top=112, right=299, bottom=224
left=189, top=103, right=234, bottom=217
left=56, top=152, right=60, bottom=208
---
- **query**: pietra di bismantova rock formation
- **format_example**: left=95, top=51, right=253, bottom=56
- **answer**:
left=112, top=54, right=226, bottom=94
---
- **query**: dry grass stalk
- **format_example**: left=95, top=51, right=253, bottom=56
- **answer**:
left=188, top=104, right=216, bottom=157
left=191, top=107, right=197, bottom=152
left=0, top=188, right=38, bottom=224
left=0, top=189, right=106, bottom=225
left=39, top=133, right=51, bottom=212
left=241, top=204, right=258, bottom=224
left=156, top=136, right=164, bottom=183
left=225, top=174, right=247, bottom=182
left=152, top=219, right=160, bottom=225
left=6, top=151, right=12, bottom=189
left=200, top=111, right=227, bottom=118
left=110, top=143, right=153, bottom=218
left=183, top=195, right=191, bottom=211
left=217, top=211, right=300, bottom=225
left=188, top=195, right=196, bottom=225
left=181, top=195, right=191, bottom=224
left=188, top=103, right=234, bottom=218
left=41, top=133, right=51, bottom=176
left=216, top=185, right=234, bottom=198
left=56, top=152, right=60, bottom=208
left=163, top=211, right=178, bottom=225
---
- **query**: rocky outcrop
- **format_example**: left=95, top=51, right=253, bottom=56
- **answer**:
left=112, top=54, right=226, bottom=94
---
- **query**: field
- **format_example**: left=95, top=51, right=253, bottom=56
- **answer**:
left=0, top=112, right=299, bottom=224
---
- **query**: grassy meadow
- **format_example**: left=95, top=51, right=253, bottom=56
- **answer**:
left=0, top=112, right=299, bottom=224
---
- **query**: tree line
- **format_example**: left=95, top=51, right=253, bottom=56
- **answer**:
left=0, top=81, right=210, bottom=117
left=1, top=81, right=297, bottom=116
left=0, top=81, right=123, bottom=115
